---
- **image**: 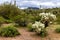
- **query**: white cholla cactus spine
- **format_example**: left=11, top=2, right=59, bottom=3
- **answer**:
left=39, top=12, right=56, bottom=23
left=32, top=21, right=45, bottom=33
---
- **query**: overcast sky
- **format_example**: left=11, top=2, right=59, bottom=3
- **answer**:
left=0, top=0, right=60, bottom=9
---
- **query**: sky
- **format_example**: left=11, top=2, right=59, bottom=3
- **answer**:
left=0, top=0, right=60, bottom=9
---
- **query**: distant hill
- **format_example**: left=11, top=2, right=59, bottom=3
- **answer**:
left=27, top=7, right=39, bottom=9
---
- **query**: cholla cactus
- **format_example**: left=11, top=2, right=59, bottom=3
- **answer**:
left=39, top=12, right=56, bottom=27
left=39, top=12, right=56, bottom=23
left=32, top=21, right=45, bottom=33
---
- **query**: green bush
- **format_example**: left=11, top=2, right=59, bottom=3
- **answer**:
left=5, top=19, right=13, bottom=23
left=0, top=3, right=22, bottom=20
left=0, top=16, right=5, bottom=26
left=37, top=29, right=47, bottom=37
left=13, top=23, right=20, bottom=27
left=0, top=26, right=20, bottom=37
left=0, top=16, right=5, bottom=23
left=55, top=27, right=60, bottom=33
left=27, top=23, right=34, bottom=32
left=14, top=13, right=27, bottom=27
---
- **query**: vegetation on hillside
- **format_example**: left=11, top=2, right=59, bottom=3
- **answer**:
left=0, top=3, right=60, bottom=26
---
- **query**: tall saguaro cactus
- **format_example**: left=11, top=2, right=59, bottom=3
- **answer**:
left=14, top=0, right=16, bottom=6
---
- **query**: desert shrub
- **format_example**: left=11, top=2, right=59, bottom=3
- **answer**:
left=0, top=16, right=5, bottom=26
left=27, top=23, right=34, bottom=31
left=39, top=29, right=47, bottom=37
left=55, top=27, right=60, bottom=33
left=56, top=15, right=60, bottom=24
left=0, top=26, right=20, bottom=37
left=5, top=19, right=13, bottom=23
left=13, top=12, right=27, bottom=27
left=15, top=18, right=27, bottom=27
left=0, top=3, right=23, bottom=20
left=35, top=16, right=41, bottom=21
left=13, top=23, right=20, bottom=27
left=27, top=17, right=35, bottom=24
left=0, top=16, right=5, bottom=22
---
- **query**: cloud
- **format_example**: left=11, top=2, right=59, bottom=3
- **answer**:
left=0, top=0, right=11, bottom=4
left=17, top=0, right=60, bottom=8
left=16, top=1, right=56, bottom=8
left=0, top=0, right=60, bottom=8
